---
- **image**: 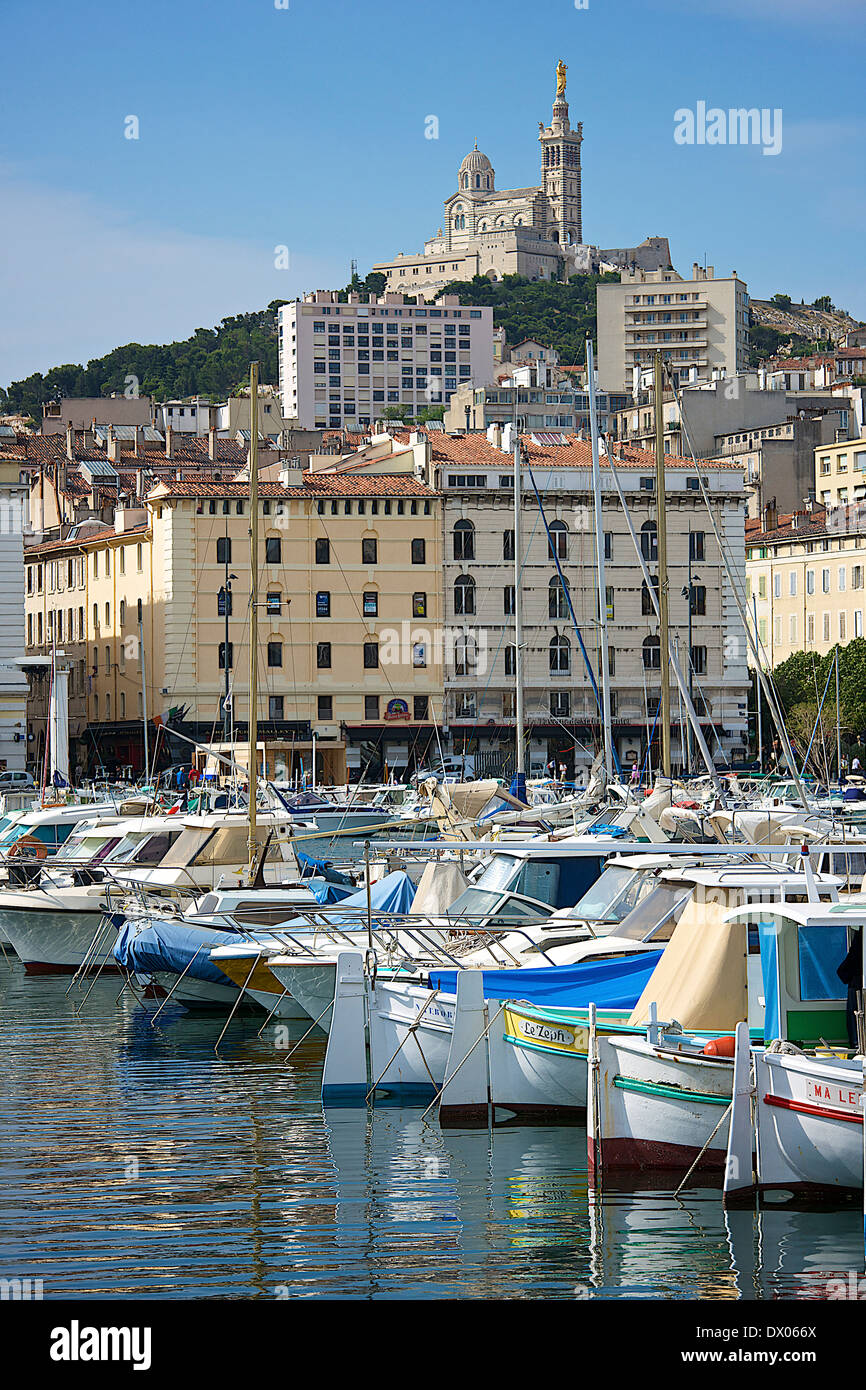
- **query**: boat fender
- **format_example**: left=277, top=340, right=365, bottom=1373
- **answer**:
left=702, top=1035, right=736, bottom=1058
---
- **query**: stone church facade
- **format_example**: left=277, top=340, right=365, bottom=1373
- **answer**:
left=374, top=69, right=671, bottom=297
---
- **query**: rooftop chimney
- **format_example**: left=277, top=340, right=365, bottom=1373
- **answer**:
left=106, top=425, right=119, bottom=463
left=165, top=425, right=174, bottom=460
left=134, top=424, right=144, bottom=459
left=66, top=421, right=75, bottom=461
left=762, top=499, right=777, bottom=533
left=208, top=425, right=217, bottom=462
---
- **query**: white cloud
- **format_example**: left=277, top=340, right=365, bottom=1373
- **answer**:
left=0, top=178, right=340, bottom=386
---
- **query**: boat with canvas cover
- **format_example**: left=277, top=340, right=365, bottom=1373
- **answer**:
left=586, top=895, right=863, bottom=1181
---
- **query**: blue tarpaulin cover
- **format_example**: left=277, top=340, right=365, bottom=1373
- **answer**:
left=113, top=871, right=417, bottom=984
left=427, top=949, right=664, bottom=1009
left=307, top=877, right=355, bottom=904
left=296, top=851, right=354, bottom=886
left=113, top=918, right=245, bottom=985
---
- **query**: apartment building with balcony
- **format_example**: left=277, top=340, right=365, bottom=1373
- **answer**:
left=597, top=263, right=750, bottom=393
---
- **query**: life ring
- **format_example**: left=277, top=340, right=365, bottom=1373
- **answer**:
left=8, top=835, right=47, bottom=860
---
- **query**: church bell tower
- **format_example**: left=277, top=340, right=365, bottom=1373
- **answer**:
left=539, top=60, right=583, bottom=247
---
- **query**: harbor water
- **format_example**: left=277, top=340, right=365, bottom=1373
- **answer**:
left=1, top=964, right=862, bottom=1301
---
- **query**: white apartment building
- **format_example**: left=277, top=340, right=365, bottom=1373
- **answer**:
left=429, top=428, right=749, bottom=777
left=597, top=264, right=750, bottom=393
left=279, top=292, right=495, bottom=429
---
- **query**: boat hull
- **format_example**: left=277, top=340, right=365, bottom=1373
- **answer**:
left=754, top=1049, right=863, bottom=1198
left=590, top=1033, right=734, bottom=1176
left=0, top=904, right=118, bottom=972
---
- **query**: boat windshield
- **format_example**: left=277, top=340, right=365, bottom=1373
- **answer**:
left=109, top=830, right=184, bottom=865
left=597, top=883, right=692, bottom=941
left=56, top=833, right=121, bottom=865
left=568, top=864, right=646, bottom=923
left=445, top=887, right=551, bottom=927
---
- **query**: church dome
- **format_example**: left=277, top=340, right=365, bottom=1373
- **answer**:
left=458, top=143, right=495, bottom=190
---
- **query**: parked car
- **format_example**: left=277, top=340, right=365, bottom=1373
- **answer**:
left=0, top=771, right=35, bottom=789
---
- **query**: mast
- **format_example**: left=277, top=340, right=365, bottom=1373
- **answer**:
left=247, top=363, right=260, bottom=878
left=138, top=609, right=150, bottom=784
left=513, top=427, right=526, bottom=786
left=586, top=337, right=614, bottom=787
left=653, top=350, right=671, bottom=778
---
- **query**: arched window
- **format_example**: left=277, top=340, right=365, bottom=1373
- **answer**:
left=548, top=519, right=568, bottom=561
left=549, top=635, right=571, bottom=675
left=549, top=575, right=570, bottom=619
left=641, top=575, right=660, bottom=615
left=475, top=174, right=480, bottom=188
left=462, top=174, right=468, bottom=189
left=640, top=521, right=658, bottom=562
left=455, top=634, right=477, bottom=675
left=642, top=635, right=661, bottom=669
left=453, top=520, right=475, bottom=560
left=454, top=574, right=476, bottom=615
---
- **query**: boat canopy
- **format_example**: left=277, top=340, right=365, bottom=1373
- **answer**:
left=427, top=950, right=663, bottom=1009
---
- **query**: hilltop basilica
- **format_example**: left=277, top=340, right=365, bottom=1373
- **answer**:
left=373, top=63, right=671, bottom=297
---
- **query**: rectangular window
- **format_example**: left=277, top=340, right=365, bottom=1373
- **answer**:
left=412, top=592, right=427, bottom=618
left=317, top=695, right=333, bottom=720
left=219, top=642, right=233, bottom=670
left=267, top=641, right=282, bottom=667
left=363, top=592, right=378, bottom=616
left=269, top=696, right=284, bottom=720
left=504, top=585, right=516, bottom=615
left=807, top=614, right=815, bottom=642
left=316, top=591, right=330, bottom=617
left=217, top=537, right=231, bottom=564
left=362, top=538, right=377, bottom=565
left=839, top=566, right=847, bottom=592
left=363, top=641, right=379, bottom=669
left=315, top=538, right=330, bottom=565
left=689, top=531, right=705, bottom=562
left=317, top=642, right=331, bottom=669
left=806, top=570, right=815, bottom=595
left=266, top=593, right=281, bottom=615
left=503, top=530, right=515, bottom=561
left=266, top=537, right=281, bottom=564
left=411, top=538, right=426, bottom=564
left=365, top=695, right=379, bottom=720
left=822, top=568, right=831, bottom=593
left=789, top=571, right=797, bottom=597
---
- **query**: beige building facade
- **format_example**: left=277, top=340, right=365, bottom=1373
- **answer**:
left=597, top=264, right=750, bottom=393
left=24, top=456, right=444, bottom=783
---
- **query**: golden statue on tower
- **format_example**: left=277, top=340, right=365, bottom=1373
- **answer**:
left=556, top=60, right=567, bottom=98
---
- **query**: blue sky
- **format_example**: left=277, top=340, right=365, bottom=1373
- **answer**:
left=1, top=0, right=864, bottom=386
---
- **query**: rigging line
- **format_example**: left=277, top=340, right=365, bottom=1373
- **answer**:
left=457, top=495, right=545, bottom=745
left=526, top=463, right=603, bottom=718
left=663, top=361, right=807, bottom=805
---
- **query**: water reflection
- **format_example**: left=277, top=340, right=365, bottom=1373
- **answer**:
left=0, top=966, right=861, bottom=1299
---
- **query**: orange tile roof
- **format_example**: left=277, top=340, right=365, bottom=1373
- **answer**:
left=148, top=473, right=437, bottom=500
left=430, top=431, right=741, bottom=471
